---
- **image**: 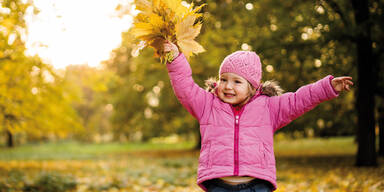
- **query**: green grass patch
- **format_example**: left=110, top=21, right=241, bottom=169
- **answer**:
left=0, top=137, right=357, bottom=160
left=0, top=141, right=195, bottom=160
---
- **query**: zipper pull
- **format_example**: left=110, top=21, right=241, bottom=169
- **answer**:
left=235, top=115, right=239, bottom=124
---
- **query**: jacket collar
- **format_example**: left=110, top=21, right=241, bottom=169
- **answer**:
left=228, top=92, right=260, bottom=114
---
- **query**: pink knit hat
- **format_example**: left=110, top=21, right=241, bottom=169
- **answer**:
left=219, top=51, right=262, bottom=89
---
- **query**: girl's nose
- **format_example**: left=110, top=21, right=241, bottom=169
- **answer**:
left=224, top=82, right=233, bottom=89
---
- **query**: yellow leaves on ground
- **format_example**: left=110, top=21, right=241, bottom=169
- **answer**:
left=0, top=152, right=202, bottom=192
left=1, top=152, right=384, bottom=192
left=1, top=139, right=383, bottom=192
left=131, top=0, right=205, bottom=61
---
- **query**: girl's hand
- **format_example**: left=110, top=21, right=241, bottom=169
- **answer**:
left=163, top=41, right=179, bottom=62
left=331, top=76, right=353, bottom=92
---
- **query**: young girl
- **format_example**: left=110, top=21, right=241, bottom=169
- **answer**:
left=163, top=42, right=353, bottom=192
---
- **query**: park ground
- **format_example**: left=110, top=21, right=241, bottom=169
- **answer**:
left=0, top=137, right=383, bottom=192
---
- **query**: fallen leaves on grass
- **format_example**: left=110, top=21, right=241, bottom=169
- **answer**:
left=0, top=151, right=383, bottom=192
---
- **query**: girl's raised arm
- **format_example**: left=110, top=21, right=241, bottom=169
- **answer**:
left=268, top=75, right=340, bottom=132
left=164, top=42, right=213, bottom=121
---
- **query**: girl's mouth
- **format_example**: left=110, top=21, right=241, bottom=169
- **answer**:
left=224, top=93, right=235, bottom=97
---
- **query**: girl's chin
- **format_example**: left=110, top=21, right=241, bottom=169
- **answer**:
left=221, top=98, right=239, bottom=105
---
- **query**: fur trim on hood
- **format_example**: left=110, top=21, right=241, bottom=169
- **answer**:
left=204, top=78, right=284, bottom=97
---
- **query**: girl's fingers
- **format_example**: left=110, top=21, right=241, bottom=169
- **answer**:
left=164, top=44, right=171, bottom=52
left=164, top=42, right=177, bottom=52
left=346, top=80, right=353, bottom=85
left=341, top=76, right=352, bottom=80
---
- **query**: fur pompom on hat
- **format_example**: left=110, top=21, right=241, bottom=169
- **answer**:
left=219, top=51, right=262, bottom=89
left=205, top=78, right=284, bottom=97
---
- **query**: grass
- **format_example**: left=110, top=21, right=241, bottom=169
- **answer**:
left=1, top=137, right=356, bottom=160
left=0, top=140, right=195, bottom=160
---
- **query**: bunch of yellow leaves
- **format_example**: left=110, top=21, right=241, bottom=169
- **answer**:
left=131, top=0, right=206, bottom=63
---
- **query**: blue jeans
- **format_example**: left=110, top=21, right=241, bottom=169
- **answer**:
left=204, top=179, right=273, bottom=192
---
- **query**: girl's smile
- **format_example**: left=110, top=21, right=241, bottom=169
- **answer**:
left=223, top=93, right=235, bottom=97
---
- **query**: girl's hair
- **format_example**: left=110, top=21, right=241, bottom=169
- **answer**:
left=204, top=77, right=284, bottom=97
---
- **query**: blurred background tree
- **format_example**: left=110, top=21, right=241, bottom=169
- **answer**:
left=0, top=0, right=82, bottom=147
left=62, top=65, right=115, bottom=142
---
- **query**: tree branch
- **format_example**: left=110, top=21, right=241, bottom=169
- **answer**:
left=321, top=0, right=350, bottom=27
left=0, top=56, right=11, bottom=61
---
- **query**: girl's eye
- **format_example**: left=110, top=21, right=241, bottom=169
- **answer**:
left=220, top=78, right=227, bottom=82
left=235, top=80, right=242, bottom=84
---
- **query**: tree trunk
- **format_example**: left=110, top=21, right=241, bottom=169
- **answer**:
left=351, top=0, right=377, bottom=166
left=6, top=130, right=14, bottom=148
left=379, top=99, right=384, bottom=157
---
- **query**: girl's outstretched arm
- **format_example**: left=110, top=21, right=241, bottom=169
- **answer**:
left=268, top=75, right=351, bottom=132
left=164, top=42, right=213, bottom=121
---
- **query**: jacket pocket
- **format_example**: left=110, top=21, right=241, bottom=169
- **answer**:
left=262, top=142, right=275, bottom=167
left=199, top=141, right=212, bottom=168
left=241, top=142, right=264, bottom=167
left=261, top=143, right=268, bottom=168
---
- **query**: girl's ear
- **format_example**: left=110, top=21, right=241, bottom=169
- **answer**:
left=249, top=83, right=257, bottom=96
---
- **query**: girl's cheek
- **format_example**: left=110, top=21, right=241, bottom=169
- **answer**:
left=217, top=84, right=223, bottom=92
left=217, top=88, right=223, bottom=95
left=239, top=86, right=249, bottom=95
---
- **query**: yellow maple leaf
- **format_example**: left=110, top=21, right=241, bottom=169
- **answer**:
left=134, top=0, right=152, bottom=14
left=134, top=13, right=149, bottom=23
left=148, top=14, right=165, bottom=29
left=175, top=15, right=205, bottom=58
left=163, top=0, right=188, bottom=18
left=187, top=3, right=205, bottom=18
left=131, top=23, right=154, bottom=38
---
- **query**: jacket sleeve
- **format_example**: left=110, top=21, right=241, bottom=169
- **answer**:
left=166, top=53, right=212, bottom=121
left=268, top=75, right=339, bottom=132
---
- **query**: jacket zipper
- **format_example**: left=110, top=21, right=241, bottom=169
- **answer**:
left=234, top=114, right=240, bottom=175
left=232, top=105, right=245, bottom=176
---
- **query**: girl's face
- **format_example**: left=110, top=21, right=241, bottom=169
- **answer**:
left=217, top=73, right=255, bottom=106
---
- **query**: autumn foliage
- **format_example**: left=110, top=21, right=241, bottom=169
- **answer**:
left=131, top=0, right=205, bottom=63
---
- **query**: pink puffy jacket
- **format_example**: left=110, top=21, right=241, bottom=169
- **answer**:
left=166, top=53, right=339, bottom=191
